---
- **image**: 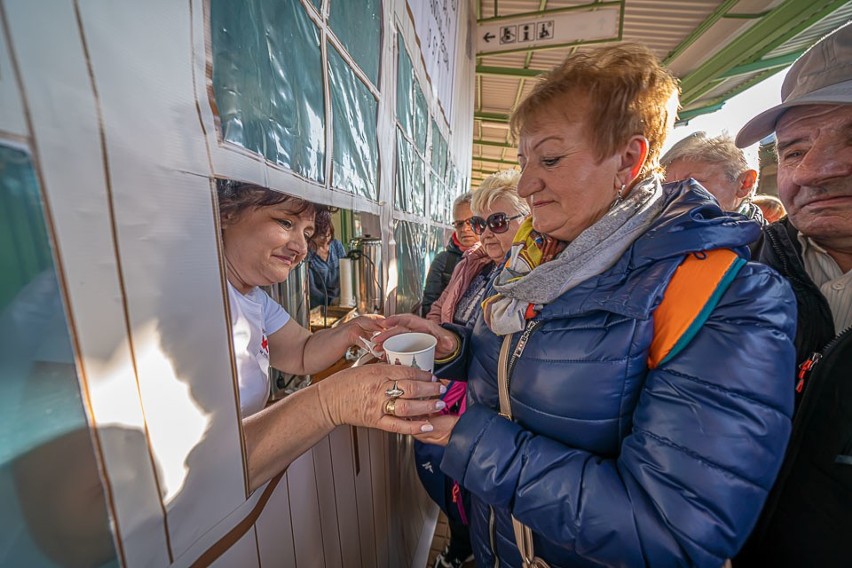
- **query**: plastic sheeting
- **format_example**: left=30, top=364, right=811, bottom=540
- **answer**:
left=329, top=45, right=379, bottom=200
left=395, top=130, right=426, bottom=216
left=329, top=0, right=381, bottom=86
left=394, top=220, right=423, bottom=313
left=428, top=173, right=446, bottom=223
left=431, top=118, right=448, bottom=181
left=396, top=35, right=428, bottom=154
left=0, top=144, right=117, bottom=566
left=395, top=220, right=448, bottom=313
left=211, top=0, right=325, bottom=181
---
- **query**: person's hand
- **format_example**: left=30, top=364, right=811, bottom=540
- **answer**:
left=372, top=313, right=459, bottom=360
left=343, top=313, right=386, bottom=345
left=317, top=363, right=446, bottom=435
left=412, top=414, right=458, bottom=446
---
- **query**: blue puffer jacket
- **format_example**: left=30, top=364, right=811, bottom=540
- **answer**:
left=439, top=181, right=797, bottom=567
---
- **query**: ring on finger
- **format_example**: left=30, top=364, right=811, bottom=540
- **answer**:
left=383, top=398, right=397, bottom=416
left=385, top=380, right=405, bottom=399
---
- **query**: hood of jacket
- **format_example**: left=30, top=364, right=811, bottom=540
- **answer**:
left=539, top=179, right=762, bottom=321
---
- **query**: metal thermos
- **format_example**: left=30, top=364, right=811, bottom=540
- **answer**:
left=348, top=236, right=383, bottom=314
left=267, top=260, right=311, bottom=399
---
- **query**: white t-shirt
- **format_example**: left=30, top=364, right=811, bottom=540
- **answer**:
left=227, top=283, right=290, bottom=417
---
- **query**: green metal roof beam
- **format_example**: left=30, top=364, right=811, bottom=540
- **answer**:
left=478, top=0, right=621, bottom=24
left=475, top=111, right=510, bottom=123
left=722, top=11, right=773, bottom=19
left=477, top=65, right=544, bottom=78
left=679, top=0, right=848, bottom=104
left=677, top=101, right=726, bottom=123
left=476, top=36, right=617, bottom=58
left=473, top=156, right=518, bottom=166
left=663, top=0, right=741, bottom=65
left=474, top=138, right=515, bottom=149
left=720, top=51, right=804, bottom=79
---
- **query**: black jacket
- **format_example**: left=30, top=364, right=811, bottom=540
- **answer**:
left=421, top=239, right=464, bottom=317
left=737, top=218, right=852, bottom=567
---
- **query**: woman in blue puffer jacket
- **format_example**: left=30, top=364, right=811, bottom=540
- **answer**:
left=376, top=43, right=796, bottom=567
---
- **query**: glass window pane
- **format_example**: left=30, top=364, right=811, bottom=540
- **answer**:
left=394, top=220, right=428, bottom=314
left=211, top=0, right=325, bottom=182
left=395, top=130, right=424, bottom=216
left=329, top=46, right=379, bottom=200
left=0, top=144, right=117, bottom=567
left=329, top=0, right=381, bottom=86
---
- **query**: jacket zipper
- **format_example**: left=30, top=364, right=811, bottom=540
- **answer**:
left=491, top=320, right=541, bottom=565
left=489, top=506, right=499, bottom=567
left=795, top=325, right=851, bottom=393
left=506, top=320, right=542, bottom=395
left=751, top=324, right=852, bottom=544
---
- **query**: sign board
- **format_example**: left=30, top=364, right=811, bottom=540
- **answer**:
left=477, top=5, right=621, bottom=55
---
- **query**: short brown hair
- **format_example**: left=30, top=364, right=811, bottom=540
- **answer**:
left=510, top=43, right=680, bottom=181
left=216, top=179, right=333, bottom=237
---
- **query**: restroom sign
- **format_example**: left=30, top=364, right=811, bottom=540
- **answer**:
left=478, top=4, right=621, bottom=55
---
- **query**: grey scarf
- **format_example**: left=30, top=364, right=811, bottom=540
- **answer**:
left=487, top=177, right=665, bottom=335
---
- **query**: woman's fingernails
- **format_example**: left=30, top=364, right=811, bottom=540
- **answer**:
left=439, top=385, right=447, bottom=394
left=420, top=423, right=434, bottom=432
left=435, top=400, right=446, bottom=410
left=431, top=374, right=439, bottom=382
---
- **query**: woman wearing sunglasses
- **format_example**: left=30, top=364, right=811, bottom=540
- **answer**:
left=427, top=170, right=528, bottom=327
left=422, top=170, right=527, bottom=568
left=377, top=44, right=796, bottom=567
left=421, top=193, right=479, bottom=317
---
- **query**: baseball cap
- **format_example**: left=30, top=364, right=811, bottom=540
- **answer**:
left=735, top=22, right=852, bottom=148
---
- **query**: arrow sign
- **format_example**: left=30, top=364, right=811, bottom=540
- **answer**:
left=477, top=5, right=621, bottom=55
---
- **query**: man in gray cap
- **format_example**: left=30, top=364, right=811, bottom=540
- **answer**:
left=734, top=22, right=852, bottom=567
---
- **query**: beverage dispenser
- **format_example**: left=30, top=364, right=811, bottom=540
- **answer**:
left=348, top=236, right=383, bottom=314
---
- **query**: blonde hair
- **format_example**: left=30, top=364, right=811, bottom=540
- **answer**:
left=661, top=132, right=754, bottom=183
left=510, top=43, right=680, bottom=181
left=471, top=170, right=529, bottom=217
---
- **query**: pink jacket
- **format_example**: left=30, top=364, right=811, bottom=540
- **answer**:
left=427, top=243, right=494, bottom=324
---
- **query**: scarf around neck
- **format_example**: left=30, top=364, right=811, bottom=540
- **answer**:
left=482, top=177, right=665, bottom=335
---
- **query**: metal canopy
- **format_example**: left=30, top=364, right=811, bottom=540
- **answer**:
left=470, top=0, right=852, bottom=183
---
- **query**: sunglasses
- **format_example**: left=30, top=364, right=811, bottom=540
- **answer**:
left=452, top=217, right=473, bottom=230
left=469, top=212, right=525, bottom=235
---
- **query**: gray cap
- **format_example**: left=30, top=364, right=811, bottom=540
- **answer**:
left=735, top=22, right=852, bottom=148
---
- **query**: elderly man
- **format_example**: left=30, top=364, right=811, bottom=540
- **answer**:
left=421, top=192, right=479, bottom=316
left=734, top=23, right=852, bottom=567
left=662, top=132, right=762, bottom=220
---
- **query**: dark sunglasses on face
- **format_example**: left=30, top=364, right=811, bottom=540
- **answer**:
left=469, top=212, right=525, bottom=235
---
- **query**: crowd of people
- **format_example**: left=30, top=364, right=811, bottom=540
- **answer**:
left=217, top=22, right=850, bottom=568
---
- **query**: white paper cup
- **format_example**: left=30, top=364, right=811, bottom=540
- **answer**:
left=383, top=332, right=437, bottom=373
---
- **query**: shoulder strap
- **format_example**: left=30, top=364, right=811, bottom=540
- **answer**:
left=648, top=249, right=746, bottom=369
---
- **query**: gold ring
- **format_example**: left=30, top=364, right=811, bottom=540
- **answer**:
left=385, top=381, right=405, bottom=398
left=383, top=398, right=397, bottom=416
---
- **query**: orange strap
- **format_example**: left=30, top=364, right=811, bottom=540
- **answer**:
left=648, top=249, right=743, bottom=369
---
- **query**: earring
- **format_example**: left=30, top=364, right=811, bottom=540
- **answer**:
left=609, top=184, right=625, bottom=211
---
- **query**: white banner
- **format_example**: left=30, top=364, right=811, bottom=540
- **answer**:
left=407, top=0, right=460, bottom=120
